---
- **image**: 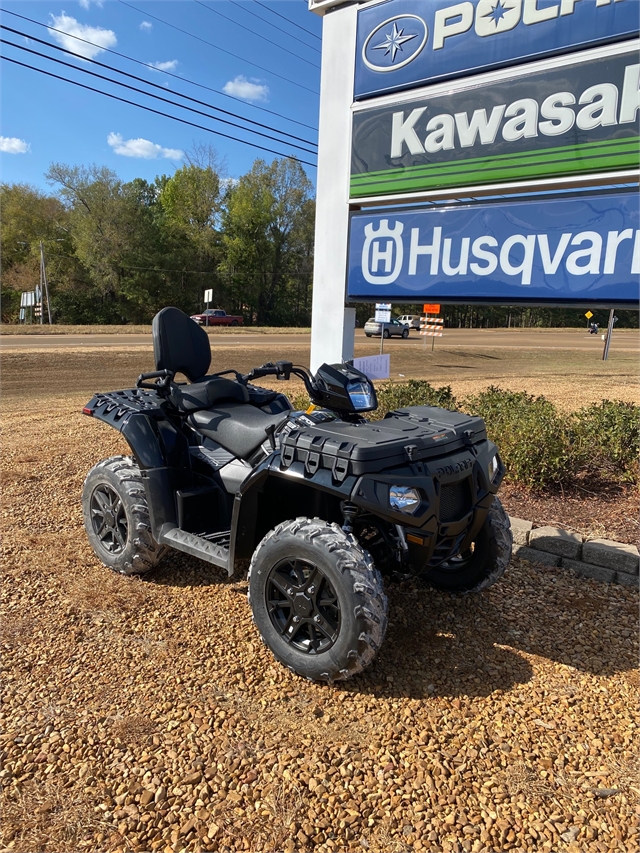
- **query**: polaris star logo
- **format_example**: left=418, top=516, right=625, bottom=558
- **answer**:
left=355, top=0, right=638, bottom=98
left=363, top=15, right=428, bottom=72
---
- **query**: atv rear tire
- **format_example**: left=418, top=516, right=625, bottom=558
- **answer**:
left=82, top=456, right=167, bottom=575
left=424, top=497, right=512, bottom=593
left=248, top=518, right=388, bottom=682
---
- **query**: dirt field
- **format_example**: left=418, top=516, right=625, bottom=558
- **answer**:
left=1, top=339, right=638, bottom=853
left=2, top=331, right=638, bottom=412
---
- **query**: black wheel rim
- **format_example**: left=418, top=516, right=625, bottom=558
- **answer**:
left=90, top=484, right=128, bottom=554
left=265, top=559, right=341, bottom=654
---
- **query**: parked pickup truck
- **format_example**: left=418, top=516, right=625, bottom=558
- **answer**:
left=190, top=309, right=243, bottom=327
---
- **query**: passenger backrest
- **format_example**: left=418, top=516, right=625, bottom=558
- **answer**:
left=152, top=307, right=211, bottom=382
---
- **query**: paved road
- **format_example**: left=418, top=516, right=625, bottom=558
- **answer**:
left=1, top=328, right=637, bottom=351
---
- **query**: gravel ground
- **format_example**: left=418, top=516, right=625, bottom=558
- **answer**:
left=1, top=402, right=638, bottom=853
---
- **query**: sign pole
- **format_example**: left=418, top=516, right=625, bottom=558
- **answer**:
left=602, top=309, right=615, bottom=361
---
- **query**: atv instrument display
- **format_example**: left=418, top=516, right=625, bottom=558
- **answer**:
left=82, top=307, right=512, bottom=682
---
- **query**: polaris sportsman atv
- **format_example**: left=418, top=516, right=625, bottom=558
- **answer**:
left=82, top=307, right=512, bottom=682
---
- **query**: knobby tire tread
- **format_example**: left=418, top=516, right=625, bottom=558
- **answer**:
left=83, top=455, right=166, bottom=576
left=248, top=517, right=388, bottom=682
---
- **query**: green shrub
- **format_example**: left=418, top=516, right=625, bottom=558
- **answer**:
left=290, top=391, right=311, bottom=412
left=373, top=380, right=458, bottom=420
left=463, top=386, right=573, bottom=489
left=288, top=380, right=638, bottom=489
left=571, top=400, right=640, bottom=483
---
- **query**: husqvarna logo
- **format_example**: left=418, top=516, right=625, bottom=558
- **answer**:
left=363, top=15, right=428, bottom=72
left=361, top=220, right=404, bottom=285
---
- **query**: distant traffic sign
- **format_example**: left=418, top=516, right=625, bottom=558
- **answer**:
left=423, top=304, right=440, bottom=314
left=585, top=311, right=594, bottom=319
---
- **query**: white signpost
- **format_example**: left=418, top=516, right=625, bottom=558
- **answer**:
left=204, top=288, right=213, bottom=308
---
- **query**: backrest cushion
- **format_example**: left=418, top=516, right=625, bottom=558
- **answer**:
left=153, top=307, right=211, bottom=382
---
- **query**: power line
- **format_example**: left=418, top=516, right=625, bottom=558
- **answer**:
left=193, top=0, right=320, bottom=68
left=1, top=24, right=317, bottom=150
left=2, top=38, right=317, bottom=156
left=252, top=0, right=322, bottom=42
left=0, top=55, right=317, bottom=168
left=116, top=0, right=319, bottom=95
left=1, top=7, right=318, bottom=133
left=227, top=0, right=321, bottom=53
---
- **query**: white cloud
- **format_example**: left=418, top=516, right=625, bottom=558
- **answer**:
left=48, top=13, right=116, bottom=60
left=223, top=75, right=269, bottom=102
left=149, top=60, right=178, bottom=72
left=107, top=132, right=183, bottom=160
left=139, top=21, right=153, bottom=32
left=79, top=0, right=104, bottom=8
left=0, top=136, right=30, bottom=154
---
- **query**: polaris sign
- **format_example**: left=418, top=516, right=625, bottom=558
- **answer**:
left=347, top=191, right=639, bottom=304
left=351, top=43, right=639, bottom=198
left=355, top=0, right=639, bottom=100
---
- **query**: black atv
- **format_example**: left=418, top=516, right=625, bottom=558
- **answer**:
left=81, top=307, right=512, bottom=682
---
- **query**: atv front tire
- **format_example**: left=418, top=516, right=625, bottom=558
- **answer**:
left=424, top=497, right=512, bottom=593
left=82, top=456, right=166, bottom=575
left=248, top=518, right=388, bottom=682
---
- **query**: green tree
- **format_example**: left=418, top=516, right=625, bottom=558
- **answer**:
left=0, top=182, right=76, bottom=322
left=220, top=158, right=314, bottom=324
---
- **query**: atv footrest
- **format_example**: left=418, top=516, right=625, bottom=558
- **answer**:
left=159, top=524, right=231, bottom=574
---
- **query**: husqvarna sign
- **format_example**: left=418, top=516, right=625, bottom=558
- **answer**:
left=347, top=191, right=639, bottom=303
left=355, top=0, right=639, bottom=99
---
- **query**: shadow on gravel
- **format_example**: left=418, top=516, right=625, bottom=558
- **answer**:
left=345, top=583, right=535, bottom=701
left=144, top=555, right=637, bottom=699
left=346, top=564, right=637, bottom=700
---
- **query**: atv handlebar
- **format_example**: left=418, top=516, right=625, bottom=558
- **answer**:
left=242, top=361, right=293, bottom=381
left=242, top=362, right=318, bottom=399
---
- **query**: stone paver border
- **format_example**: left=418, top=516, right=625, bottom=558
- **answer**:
left=508, top=517, right=639, bottom=587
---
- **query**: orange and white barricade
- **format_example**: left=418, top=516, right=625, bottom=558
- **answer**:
left=419, top=316, right=444, bottom=337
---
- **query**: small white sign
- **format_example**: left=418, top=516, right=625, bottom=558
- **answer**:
left=20, top=291, right=35, bottom=307
left=353, top=354, right=390, bottom=380
left=204, top=288, right=213, bottom=303
left=374, top=303, right=391, bottom=323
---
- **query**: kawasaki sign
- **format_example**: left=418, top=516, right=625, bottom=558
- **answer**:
left=346, top=190, right=639, bottom=304
left=351, top=41, right=639, bottom=199
left=355, top=0, right=639, bottom=100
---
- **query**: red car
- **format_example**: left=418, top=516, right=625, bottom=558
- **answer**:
left=190, top=309, right=243, bottom=327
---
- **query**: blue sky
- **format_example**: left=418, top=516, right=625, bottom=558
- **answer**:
left=0, top=0, right=321, bottom=190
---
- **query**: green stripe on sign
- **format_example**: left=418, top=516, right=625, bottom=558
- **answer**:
left=350, top=137, right=640, bottom=197
left=351, top=136, right=639, bottom=184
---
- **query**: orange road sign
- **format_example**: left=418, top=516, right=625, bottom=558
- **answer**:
left=423, top=304, right=440, bottom=314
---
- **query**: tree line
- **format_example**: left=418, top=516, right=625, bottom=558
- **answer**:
left=1, top=147, right=315, bottom=326
left=1, top=149, right=636, bottom=328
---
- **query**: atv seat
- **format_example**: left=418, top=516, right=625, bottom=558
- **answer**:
left=152, top=307, right=277, bottom=411
left=189, top=404, right=288, bottom=460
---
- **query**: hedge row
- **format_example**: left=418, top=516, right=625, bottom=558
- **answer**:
left=291, top=381, right=639, bottom=488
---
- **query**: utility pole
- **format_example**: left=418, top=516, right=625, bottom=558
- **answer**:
left=602, top=309, right=616, bottom=361
left=39, top=241, right=53, bottom=325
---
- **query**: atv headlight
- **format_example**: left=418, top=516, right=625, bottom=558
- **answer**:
left=389, top=486, right=421, bottom=514
left=347, top=379, right=375, bottom=411
left=489, top=453, right=500, bottom=483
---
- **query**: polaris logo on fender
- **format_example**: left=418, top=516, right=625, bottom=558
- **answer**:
left=355, top=0, right=639, bottom=99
